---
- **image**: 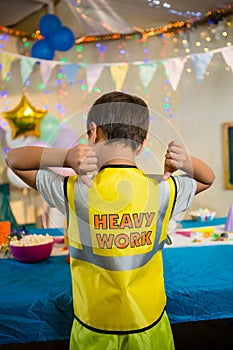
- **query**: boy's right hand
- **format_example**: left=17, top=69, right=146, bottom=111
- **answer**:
left=65, top=145, right=98, bottom=187
left=163, top=140, right=188, bottom=180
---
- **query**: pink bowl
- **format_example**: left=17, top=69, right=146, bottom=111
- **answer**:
left=9, top=241, right=54, bottom=263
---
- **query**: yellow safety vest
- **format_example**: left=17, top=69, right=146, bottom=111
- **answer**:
left=66, top=165, right=176, bottom=334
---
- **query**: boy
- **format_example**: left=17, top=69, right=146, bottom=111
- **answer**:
left=6, top=91, right=215, bottom=350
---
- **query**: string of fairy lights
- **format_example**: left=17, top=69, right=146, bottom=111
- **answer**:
left=1, top=3, right=233, bottom=126
left=0, top=3, right=233, bottom=44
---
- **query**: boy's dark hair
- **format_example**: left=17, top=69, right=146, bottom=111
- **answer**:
left=87, top=91, right=150, bottom=151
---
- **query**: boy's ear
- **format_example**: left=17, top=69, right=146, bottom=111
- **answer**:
left=136, top=138, right=147, bottom=155
left=89, top=122, right=98, bottom=143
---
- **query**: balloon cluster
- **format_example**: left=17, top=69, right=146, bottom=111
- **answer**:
left=31, top=14, right=75, bottom=60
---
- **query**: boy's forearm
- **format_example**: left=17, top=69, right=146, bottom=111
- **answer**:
left=182, top=155, right=215, bottom=185
left=5, top=146, right=69, bottom=170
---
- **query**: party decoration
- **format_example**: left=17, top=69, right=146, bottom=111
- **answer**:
left=31, top=14, right=75, bottom=60
left=110, top=64, right=129, bottom=91
left=163, top=58, right=185, bottom=91
left=31, top=39, right=55, bottom=60
left=86, top=64, right=104, bottom=92
left=20, top=57, right=36, bottom=84
left=7, top=168, right=29, bottom=189
left=5, top=129, right=37, bottom=148
left=1, top=3, right=233, bottom=46
left=191, top=52, right=214, bottom=83
left=39, top=113, right=60, bottom=145
left=138, top=63, right=158, bottom=88
left=1, top=52, right=16, bottom=80
left=2, top=95, right=47, bottom=140
left=39, top=60, right=58, bottom=88
left=224, top=204, right=233, bottom=232
left=30, top=140, right=50, bottom=148
left=52, top=124, right=78, bottom=148
left=63, top=64, right=80, bottom=85
left=48, top=26, right=75, bottom=51
left=39, top=14, right=62, bottom=37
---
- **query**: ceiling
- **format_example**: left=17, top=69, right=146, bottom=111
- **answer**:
left=0, top=0, right=233, bottom=38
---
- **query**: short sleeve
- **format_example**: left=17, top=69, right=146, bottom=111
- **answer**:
left=36, top=169, right=66, bottom=216
left=172, top=175, right=196, bottom=217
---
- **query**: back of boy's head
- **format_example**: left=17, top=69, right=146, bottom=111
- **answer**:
left=87, top=91, right=149, bottom=151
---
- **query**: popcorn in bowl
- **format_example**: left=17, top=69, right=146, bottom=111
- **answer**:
left=9, top=234, right=54, bottom=263
left=190, top=208, right=216, bottom=222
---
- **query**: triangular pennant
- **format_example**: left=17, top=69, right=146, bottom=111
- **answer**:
left=20, top=57, right=36, bottom=84
left=138, top=63, right=158, bottom=88
left=191, top=52, right=214, bottom=83
left=1, top=53, right=15, bottom=80
left=110, top=64, right=129, bottom=91
left=163, top=57, right=185, bottom=91
left=40, top=60, right=57, bottom=87
left=221, top=47, right=233, bottom=72
left=63, top=63, right=80, bottom=84
left=86, top=64, right=104, bottom=92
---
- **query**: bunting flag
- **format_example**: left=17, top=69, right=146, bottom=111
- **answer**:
left=0, top=53, right=15, bottom=80
left=20, top=57, right=36, bottom=84
left=63, top=63, right=80, bottom=84
left=86, top=64, right=104, bottom=92
left=1, top=45, right=233, bottom=91
left=40, top=60, right=58, bottom=87
left=191, top=52, right=214, bottom=83
left=110, top=64, right=129, bottom=91
left=163, top=57, right=185, bottom=91
left=138, top=63, right=158, bottom=88
left=221, top=46, right=233, bottom=72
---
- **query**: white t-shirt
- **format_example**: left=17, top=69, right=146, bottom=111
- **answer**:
left=36, top=169, right=196, bottom=220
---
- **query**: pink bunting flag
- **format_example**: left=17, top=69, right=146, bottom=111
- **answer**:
left=163, top=57, right=185, bottom=91
left=221, top=46, right=233, bottom=72
left=86, top=64, right=104, bottom=92
left=40, top=60, right=57, bottom=87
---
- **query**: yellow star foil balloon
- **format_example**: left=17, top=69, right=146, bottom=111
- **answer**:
left=2, top=95, right=47, bottom=139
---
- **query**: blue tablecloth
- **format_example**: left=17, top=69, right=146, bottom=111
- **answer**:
left=1, top=218, right=233, bottom=345
left=163, top=245, right=233, bottom=324
left=0, top=255, right=73, bottom=345
left=179, top=217, right=226, bottom=229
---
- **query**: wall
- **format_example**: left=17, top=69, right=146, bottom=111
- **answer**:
left=0, top=17, right=233, bottom=226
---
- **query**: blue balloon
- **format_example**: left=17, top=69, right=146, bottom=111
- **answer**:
left=49, top=26, right=75, bottom=51
left=39, top=14, right=62, bottom=37
left=31, top=39, right=55, bottom=60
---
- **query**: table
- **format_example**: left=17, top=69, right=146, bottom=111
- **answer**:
left=1, top=218, right=233, bottom=346
left=0, top=255, right=73, bottom=345
left=163, top=245, right=233, bottom=324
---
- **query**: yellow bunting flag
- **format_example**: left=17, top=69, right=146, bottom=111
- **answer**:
left=110, top=64, right=129, bottom=91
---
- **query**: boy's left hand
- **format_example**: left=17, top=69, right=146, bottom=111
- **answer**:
left=163, top=140, right=187, bottom=180
left=66, top=144, right=98, bottom=186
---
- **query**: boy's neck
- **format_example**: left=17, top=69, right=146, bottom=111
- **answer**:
left=94, top=143, right=137, bottom=169
left=103, top=158, right=136, bottom=166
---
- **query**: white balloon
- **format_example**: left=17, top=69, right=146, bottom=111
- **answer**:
left=5, top=129, right=37, bottom=148
left=7, top=168, right=29, bottom=189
